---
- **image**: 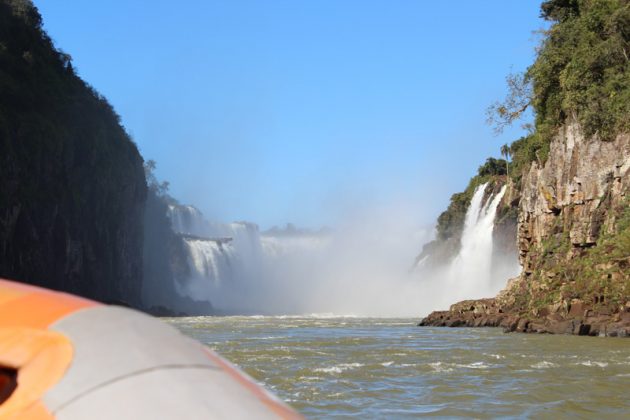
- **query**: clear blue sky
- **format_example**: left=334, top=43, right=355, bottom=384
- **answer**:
left=35, top=1, right=544, bottom=229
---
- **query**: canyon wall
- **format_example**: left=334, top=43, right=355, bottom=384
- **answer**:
left=0, top=1, right=146, bottom=305
left=421, top=123, right=630, bottom=336
left=518, top=122, right=629, bottom=275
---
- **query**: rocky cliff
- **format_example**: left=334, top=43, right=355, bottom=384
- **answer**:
left=518, top=122, right=629, bottom=275
left=421, top=123, right=630, bottom=336
left=0, top=1, right=147, bottom=305
left=420, top=0, right=630, bottom=337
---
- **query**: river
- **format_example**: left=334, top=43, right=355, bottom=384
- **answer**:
left=167, top=316, right=630, bottom=418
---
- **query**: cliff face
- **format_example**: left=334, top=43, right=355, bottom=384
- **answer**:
left=518, top=121, right=629, bottom=274
left=502, top=122, right=630, bottom=324
left=421, top=123, right=630, bottom=336
left=0, top=1, right=147, bottom=305
left=421, top=0, right=630, bottom=336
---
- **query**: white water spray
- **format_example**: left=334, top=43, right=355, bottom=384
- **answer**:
left=445, top=182, right=512, bottom=301
left=165, top=187, right=519, bottom=316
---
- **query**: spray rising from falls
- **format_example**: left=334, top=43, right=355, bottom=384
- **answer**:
left=412, top=182, right=520, bottom=312
left=167, top=205, right=265, bottom=306
left=165, top=203, right=434, bottom=315
left=410, top=182, right=521, bottom=315
left=449, top=183, right=508, bottom=299
left=167, top=205, right=334, bottom=313
left=164, top=184, right=520, bottom=317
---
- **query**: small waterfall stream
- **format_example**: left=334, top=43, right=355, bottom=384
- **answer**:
left=447, top=182, right=511, bottom=300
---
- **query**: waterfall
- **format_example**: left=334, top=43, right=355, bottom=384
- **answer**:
left=165, top=188, right=518, bottom=315
left=166, top=204, right=330, bottom=311
left=447, top=182, right=509, bottom=300
left=166, top=205, right=256, bottom=301
left=176, top=238, right=237, bottom=301
left=167, top=205, right=208, bottom=235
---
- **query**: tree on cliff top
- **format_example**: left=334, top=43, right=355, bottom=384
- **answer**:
left=500, top=144, right=511, bottom=177
left=531, top=0, right=629, bottom=140
left=486, top=72, right=533, bottom=135
left=144, top=160, right=171, bottom=197
left=489, top=0, right=629, bottom=145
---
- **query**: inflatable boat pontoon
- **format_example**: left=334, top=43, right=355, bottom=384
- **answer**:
left=0, top=279, right=302, bottom=420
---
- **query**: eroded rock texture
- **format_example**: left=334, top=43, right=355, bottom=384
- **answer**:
left=518, top=122, right=630, bottom=272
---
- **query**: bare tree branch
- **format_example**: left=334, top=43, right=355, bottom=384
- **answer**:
left=486, top=72, right=533, bottom=135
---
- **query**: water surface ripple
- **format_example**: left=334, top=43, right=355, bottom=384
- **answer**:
left=166, top=316, right=630, bottom=418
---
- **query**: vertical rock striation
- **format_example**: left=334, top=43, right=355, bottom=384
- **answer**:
left=518, top=122, right=629, bottom=274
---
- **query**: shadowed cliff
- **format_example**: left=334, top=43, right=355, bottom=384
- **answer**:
left=0, top=1, right=146, bottom=305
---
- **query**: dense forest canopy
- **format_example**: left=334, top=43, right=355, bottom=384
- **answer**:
left=489, top=0, right=629, bottom=177
left=532, top=0, right=629, bottom=140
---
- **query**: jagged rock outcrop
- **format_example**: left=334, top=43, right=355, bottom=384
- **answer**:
left=493, top=183, right=519, bottom=259
left=419, top=297, right=630, bottom=337
left=0, top=1, right=146, bottom=305
left=420, top=123, right=630, bottom=336
left=519, top=122, right=629, bottom=272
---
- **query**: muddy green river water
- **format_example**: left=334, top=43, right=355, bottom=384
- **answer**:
left=167, top=316, right=630, bottom=419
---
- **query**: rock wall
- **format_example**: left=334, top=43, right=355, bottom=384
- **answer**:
left=0, top=1, right=147, bottom=305
left=421, top=122, right=630, bottom=336
left=518, top=121, right=630, bottom=274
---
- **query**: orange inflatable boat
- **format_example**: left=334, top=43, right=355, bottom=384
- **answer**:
left=0, top=278, right=302, bottom=420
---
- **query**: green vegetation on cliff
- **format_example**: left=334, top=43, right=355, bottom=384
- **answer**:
left=435, top=158, right=507, bottom=242
left=421, top=0, right=629, bottom=288
left=532, top=0, right=630, bottom=141
left=491, top=0, right=630, bottom=182
left=479, top=0, right=630, bottom=322
left=519, top=197, right=630, bottom=316
left=445, top=0, right=630, bottom=231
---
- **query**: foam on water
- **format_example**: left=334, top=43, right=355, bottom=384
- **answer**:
left=531, top=361, right=557, bottom=369
left=168, top=316, right=630, bottom=419
left=577, top=361, right=608, bottom=367
left=314, top=363, right=364, bottom=374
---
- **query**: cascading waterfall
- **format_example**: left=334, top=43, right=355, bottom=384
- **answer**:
left=179, top=239, right=235, bottom=299
left=447, top=182, right=511, bottom=300
left=164, top=187, right=518, bottom=315
left=166, top=204, right=330, bottom=312
left=167, top=205, right=208, bottom=235
left=167, top=205, right=262, bottom=303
